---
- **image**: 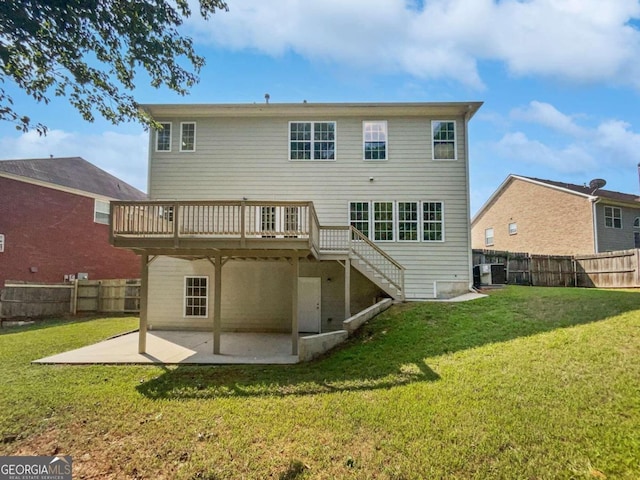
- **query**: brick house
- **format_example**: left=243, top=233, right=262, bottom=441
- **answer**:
left=471, top=175, right=640, bottom=255
left=0, top=157, right=146, bottom=286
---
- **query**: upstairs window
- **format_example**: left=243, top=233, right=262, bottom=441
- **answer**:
left=0, top=234, right=4, bottom=253
left=432, top=120, right=456, bottom=160
left=184, top=276, right=208, bottom=317
left=485, top=227, right=494, bottom=247
left=94, top=199, right=110, bottom=224
left=156, top=122, right=172, bottom=152
left=423, top=202, right=444, bottom=241
left=290, top=122, right=336, bottom=160
left=363, top=121, right=387, bottom=160
left=509, top=222, right=518, bottom=235
left=634, top=217, right=640, bottom=228
left=604, top=206, right=622, bottom=229
left=180, top=122, right=196, bottom=152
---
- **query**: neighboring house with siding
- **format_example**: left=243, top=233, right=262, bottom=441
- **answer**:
left=0, top=157, right=146, bottom=287
left=471, top=174, right=640, bottom=255
left=110, top=102, right=482, bottom=355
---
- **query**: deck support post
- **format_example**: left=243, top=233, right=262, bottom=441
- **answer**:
left=213, top=253, right=222, bottom=354
left=291, top=256, right=299, bottom=355
left=344, top=258, right=351, bottom=320
left=138, top=254, right=149, bottom=354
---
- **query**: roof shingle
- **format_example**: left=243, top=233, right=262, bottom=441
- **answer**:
left=0, top=157, right=146, bottom=200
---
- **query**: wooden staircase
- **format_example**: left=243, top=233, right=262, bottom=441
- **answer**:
left=319, top=226, right=405, bottom=301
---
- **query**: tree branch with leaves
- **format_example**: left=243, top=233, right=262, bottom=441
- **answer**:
left=0, top=0, right=228, bottom=134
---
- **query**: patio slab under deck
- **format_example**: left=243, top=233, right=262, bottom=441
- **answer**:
left=33, top=331, right=299, bottom=365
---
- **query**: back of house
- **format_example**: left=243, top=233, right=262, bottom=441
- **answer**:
left=112, top=102, right=482, bottom=336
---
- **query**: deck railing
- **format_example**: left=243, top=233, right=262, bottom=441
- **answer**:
left=111, top=201, right=319, bottom=249
left=319, top=226, right=405, bottom=297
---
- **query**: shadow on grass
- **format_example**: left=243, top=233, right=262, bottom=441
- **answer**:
left=0, top=314, right=134, bottom=336
left=137, top=286, right=640, bottom=400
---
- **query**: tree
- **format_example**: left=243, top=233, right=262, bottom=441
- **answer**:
left=0, top=0, right=228, bottom=134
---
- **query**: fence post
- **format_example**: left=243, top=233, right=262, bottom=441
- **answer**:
left=71, top=279, right=78, bottom=315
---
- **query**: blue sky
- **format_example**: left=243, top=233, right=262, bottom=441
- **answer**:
left=2, top=0, right=640, bottom=216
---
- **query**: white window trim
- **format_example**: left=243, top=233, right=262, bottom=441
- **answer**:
left=288, top=121, right=337, bottom=162
left=363, top=120, right=388, bottom=161
left=509, top=222, right=518, bottom=235
left=94, top=199, right=110, bottom=224
left=604, top=206, right=622, bottom=229
left=180, top=122, right=196, bottom=152
left=184, top=276, right=209, bottom=318
left=372, top=201, right=395, bottom=242
left=423, top=201, right=445, bottom=243
left=0, top=234, right=4, bottom=253
left=348, top=201, right=445, bottom=243
left=397, top=201, right=420, bottom=242
left=485, top=227, right=495, bottom=247
left=634, top=217, right=640, bottom=228
left=431, top=120, right=457, bottom=161
left=155, top=122, right=172, bottom=152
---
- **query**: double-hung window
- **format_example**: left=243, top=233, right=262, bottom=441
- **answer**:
left=349, top=202, right=370, bottom=237
left=432, top=120, right=456, bottom=160
left=184, top=276, right=208, bottom=317
left=423, top=202, right=444, bottom=241
left=484, top=227, right=494, bottom=247
left=373, top=202, right=394, bottom=241
left=363, top=121, right=387, bottom=160
left=0, top=234, right=4, bottom=253
left=156, top=122, right=172, bottom=152
left=398, top=202, right=419, bottom=241
left=290, top=122, right=335, bottom=160
left=180, top=122, right=196, bottom=152
left=604, top=206, right=622, bottom=229
left=94, top=199, right=110, bottom=224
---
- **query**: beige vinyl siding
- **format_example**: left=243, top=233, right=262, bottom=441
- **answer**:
left=148, top=115, right=471, bottom=299
left=596, top=203, right=640, bottom=252
left=147, top=257, right=383, bottom=331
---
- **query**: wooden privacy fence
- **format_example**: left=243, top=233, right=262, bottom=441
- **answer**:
left=0, top=279, right=141, bottom=320
left=473, top=249, right=640, bottom=288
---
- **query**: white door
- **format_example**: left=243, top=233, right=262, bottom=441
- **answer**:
left=298, top=277, right=321, bottom=333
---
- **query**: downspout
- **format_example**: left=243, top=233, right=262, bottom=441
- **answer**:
left=591, top=197, right=600, bottom=253
left=464, top=107, right=474, bottom=292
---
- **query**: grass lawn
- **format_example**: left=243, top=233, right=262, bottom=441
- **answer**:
left=1, top=286, right=639, bottom=479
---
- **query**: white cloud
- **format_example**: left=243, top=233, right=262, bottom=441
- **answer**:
left=495, top=131, right=597, bottom=173
left=493, top=101, right=640, bottom=176
left=191, top=0, right=640, bottom=89
left=511, top=101, right=586, bottom=137
left=0, top=130, right=148, bottom=192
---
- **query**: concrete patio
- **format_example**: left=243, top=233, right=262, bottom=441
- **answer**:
left=34, top=331, right=299, bottom=365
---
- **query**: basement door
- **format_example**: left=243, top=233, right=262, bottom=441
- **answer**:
left=297, top=277, right=321, bottom=333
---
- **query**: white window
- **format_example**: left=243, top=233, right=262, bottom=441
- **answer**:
left=284, top=206, right=300, bottom=237
left=509, top=222, right=517, bottom=235
left=94, top=199, right=110, bottom=224
left=423, top=202, right=444, bottom=241
left=156, top=122, right=172, bottom=152
left=184, top=276, right=208, bottom=317
left=349, top=202, right=370, bottom=237
left=260, top=206, right=277, bottom=238
left=604, top=206, right=622, bottom=229
left=289, top=122, right=336, bottom=160
left=634, top=217, right=640, bottom=228
left=180, top=122, right=196, bottom=152
left=432, top=120, right=456, bottom=160
left=398, top=202, right=419, bottom=241
left=363, top=121, right=387, bottom=160
left=485, top=227, right=494, bottom=247
left=0, top=234, right=4, bottom=253
left=373, top=202, right=394, bottom=241
left=636, top=232, right=640, bottom=249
